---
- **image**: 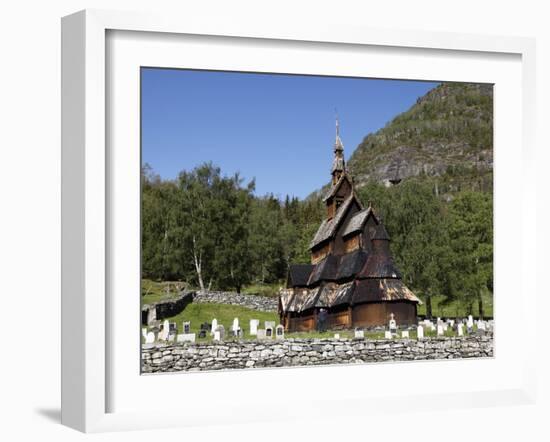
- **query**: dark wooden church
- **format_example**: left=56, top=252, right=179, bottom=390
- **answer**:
left=279, top=119, right=421, bottom=331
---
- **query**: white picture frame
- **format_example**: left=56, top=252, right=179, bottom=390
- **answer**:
left=61, top=9, right=537, bottom=433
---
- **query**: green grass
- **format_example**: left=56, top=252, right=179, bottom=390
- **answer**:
left=416, top=290, right=493, bottom=319
left=141, top=279, right=192, bottom=305
left=241, top=282, right=282, bottom=298
left=160, top=302, right=279, bottom=341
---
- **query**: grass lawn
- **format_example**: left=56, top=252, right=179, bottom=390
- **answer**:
left=146, top=301, right=476, bottom=344
left=416, top=290, right=493, bottom=319
left=160, top=302, right=279, bottom=341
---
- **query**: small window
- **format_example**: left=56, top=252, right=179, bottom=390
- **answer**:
left=335, top=197, right=344, bottom=209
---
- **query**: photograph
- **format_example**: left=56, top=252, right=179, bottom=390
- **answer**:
left=139, top=68, right=494, bottom=373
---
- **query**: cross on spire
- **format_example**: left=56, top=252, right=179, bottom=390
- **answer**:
left=331, top=113, right=346, bottom=182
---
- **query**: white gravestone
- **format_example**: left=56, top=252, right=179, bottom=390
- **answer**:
left=388, top=313, right=397, bottom=335
left=256, top=329, right=266, bottom=340
left=250, top=319, right=259, bottom=336
left=467, top=315, right=474, bottom=329
left=213, top=331, right=221, bottom=342
left=232, top=317, right=239, bottom=332
left=159, top=320, right=170, bottom=341
left=417, top=325, right=424, bottom=339
left=354, top=329, right=365, bottom=339
left=168, top=334, right=175, bottom=342
left=145, top=332, right=155, bottom=344
left=177, top=333, right=196, bottom=343
left=401, top=330, right=409, bottom=338
left=385, top=331, right=392, bottom=339
left=334, top=333, right=340, bottom=340
left=275, top=324, right=284, bottom=340
left=457, top=323, right=464, bottom=336
left=211, top=319, right=218, bottom=335
left=477, top=321, right=486, bottom=331
left=437, top=324, right=444, bottom=336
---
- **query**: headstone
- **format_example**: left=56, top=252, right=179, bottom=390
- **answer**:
left=388, top=313, right=397, bottom=335
left=442, top=323, right=448, bottom=332
left=256, top=329, right=266, bottom=340
left=449, top=319, right=455, bottom=327
left=457, top=323, right=464, bottom=336
left=216, top=325, right=225, bottom=340
left=145, top=332, right=155, bottom=344
left=167, top=334, right=175, bottom=342
left=437, top=324, right=444, bottom=336
left=467, top=315, right=474, bottom=329
left=417, top=325, right=424, bottom=339
left=183, top=321, right=191, bottom=334
left=146, top=306, right=157, bottom=325
left=142, top=328, right=148, bottom=340
left=401, top=330, right=409, bottom=338
left=275, top=324, right=284, bottom=340
left=250, top=319, right=259, bottom=336
left=159, top=320, right=170, bottom=341
left=334, top=333, right=340, bottom=340
left=232, top=317, right=240, bottom=332
left=177, top=333, right=196, bottom=343
left=354, top=329, right=365, bottom=339
left=477, top=321, right=486, bottom=331
left=198, top=329, right=207, bottom=339
left=211, top=318, right=218, bottom=335
left=265, top=327, right=273, bottom=338
left=213, top=331, right=221, bottom=342
left=384, top=331, right=392, bottom=339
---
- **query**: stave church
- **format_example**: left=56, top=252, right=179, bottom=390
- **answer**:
left=279, top=119, right=421, bottom=331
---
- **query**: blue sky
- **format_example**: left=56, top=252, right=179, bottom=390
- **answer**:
left=141, top=68, right=438, bottom=199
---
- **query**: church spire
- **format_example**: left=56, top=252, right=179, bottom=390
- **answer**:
left=331, top=114, right=346, bottom=184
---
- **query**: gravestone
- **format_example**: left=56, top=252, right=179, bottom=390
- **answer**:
left=198, top=329, right=207, bottom=339
left=477, top=321, right=486, bottom=331
left=146, top=306, right=157, bottom=325
left=437, top=324, right=444, bottom=336
left=265, top=327, right=273, bottom=338
left=159, top=320, right=170, bottom=341
left=142, top=328, right=148, bottom=340
left=250, top=319, right=259, bottom=336
left=232, top=317, right=240, bottom=332
left=275, top=324, right=284, bottom=340
left=177, top=333, right=196, bottom=343
left=457, top=323, right=464, bottom=336
left=145, top=332, right=155, bottom=344
left=354, top=329, right=365, bottom=339
left=213, top=331, right=221, bottom=342
left=167, top=334, right=175, bottom=342
left=401, top=330, right=409, bottom=338
left=467, top=315, right=474, bottom=329
left=388, top=313, right=397, bottom=336
left=384, top=331, right=392, bottom=339
left=211, top=318, right=218, bottom=335
left=334, top=333, right=340, bottom=340
left=417, top=325, right=424, bottom=339
left=216, top=325, right=225, bottom=340
left=183, top=321, right=191, bottom=334
left=256, top=329, right=266, bottom=340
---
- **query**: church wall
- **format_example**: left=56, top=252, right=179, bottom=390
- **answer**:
left=352, top=301, right=417, bottom=327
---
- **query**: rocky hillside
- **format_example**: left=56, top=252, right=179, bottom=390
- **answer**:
left=346, top=82, right=493, bottom=197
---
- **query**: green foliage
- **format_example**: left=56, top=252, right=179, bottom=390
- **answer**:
left=142, top=163, right=324, bottom=291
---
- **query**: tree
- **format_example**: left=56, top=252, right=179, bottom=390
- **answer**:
left=447, top=191, right=493, bottom=318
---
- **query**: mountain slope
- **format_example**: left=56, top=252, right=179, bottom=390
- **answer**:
left=346, top=82, right=493, bottom=197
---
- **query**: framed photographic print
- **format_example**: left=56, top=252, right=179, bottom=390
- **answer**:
left=61, top=9, right=537, bottom=433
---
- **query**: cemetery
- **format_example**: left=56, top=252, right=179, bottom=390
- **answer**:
left=141, top=313, right=494, bottom=373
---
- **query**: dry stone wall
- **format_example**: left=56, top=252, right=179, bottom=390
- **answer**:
left=192, top=291, right=278, bottom=312
left=141, top=334, right=493, bottom=373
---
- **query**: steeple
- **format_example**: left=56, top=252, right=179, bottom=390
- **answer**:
left=331, top=115, right=346, bottom=185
